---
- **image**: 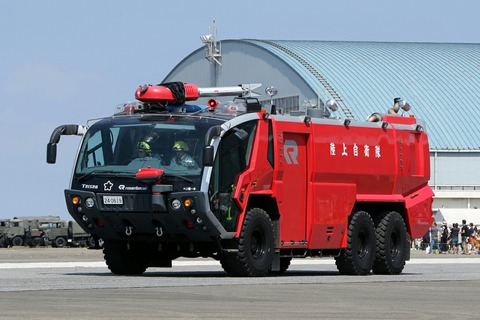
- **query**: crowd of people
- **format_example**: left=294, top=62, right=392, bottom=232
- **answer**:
left=420, top=219, right=480, bottom=254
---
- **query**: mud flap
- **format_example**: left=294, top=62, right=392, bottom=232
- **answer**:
left=271, top=250, right=281, bottom=272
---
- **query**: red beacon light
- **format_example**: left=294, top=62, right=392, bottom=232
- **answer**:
left=135, top=167, right=164, bottom=183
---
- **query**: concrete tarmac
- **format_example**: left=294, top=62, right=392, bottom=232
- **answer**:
left=1, top=248, right=479, bottom=320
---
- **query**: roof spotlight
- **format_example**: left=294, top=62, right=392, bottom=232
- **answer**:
left=398, top=99, right=411, bottom=112
left=265, top=86, right=278, bottom=97
left=325, top=99, right=338, bottom=112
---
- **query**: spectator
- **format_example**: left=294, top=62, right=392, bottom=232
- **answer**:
left=422, top=229, right=430, bottom=252
left=461, top=219, right=470, bottom=254
left=429, top=222, right=441, bottom=254
left=440, top=222, right=449, bottom=253
left=468, top=223, right=477, bottom=253
left=449, top=223, right=460, bottom=254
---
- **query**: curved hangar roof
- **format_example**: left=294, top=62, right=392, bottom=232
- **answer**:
left=164, top=40, right=480, bottom=150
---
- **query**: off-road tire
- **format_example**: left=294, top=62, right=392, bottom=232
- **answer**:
left=372, top=211, right=408, bottom=275
left=103, top=240, right=149, bottom=275
left=335, top=211, right=376, bottom=275
left=220, top=208, right=275, bottom=277
left=54, top=237, right=67, bottom=248
left=11, top=236, right=23, bottom=247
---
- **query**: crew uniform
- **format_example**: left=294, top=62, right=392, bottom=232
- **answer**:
left=170, top=141, right=198, bottom=169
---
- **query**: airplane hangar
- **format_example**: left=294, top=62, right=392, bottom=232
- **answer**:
left=163, top=37, right=480, bottom=223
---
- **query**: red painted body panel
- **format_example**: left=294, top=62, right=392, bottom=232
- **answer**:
left=234, top=114, right=433, bottom=250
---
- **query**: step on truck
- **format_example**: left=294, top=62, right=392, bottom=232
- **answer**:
left=47, top=81, right=433, bottom=276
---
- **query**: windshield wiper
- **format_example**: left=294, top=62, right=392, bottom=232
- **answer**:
left=162, top=173, right=194, bottom=184
left=77, top=170, right=134, bottom=181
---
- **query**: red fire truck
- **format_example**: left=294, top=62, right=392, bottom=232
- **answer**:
left=47, top=82, right=433, bottom=276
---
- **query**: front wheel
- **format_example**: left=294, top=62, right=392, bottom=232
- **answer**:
left=335, top=211, right=376, bottom=275
left=11, top=236, right=24, bottom=247
left=220, top=208, right=275, bottom=277
left=54, top=237, right=67, bottom=248
left=373, top=211, right=408, bottom=275
left=103, top=240, right=149, bottom=275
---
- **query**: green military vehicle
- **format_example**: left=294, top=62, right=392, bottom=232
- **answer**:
left=3, top=216, right=97, bottom=248
left=0, top=219, right=10, bottom=247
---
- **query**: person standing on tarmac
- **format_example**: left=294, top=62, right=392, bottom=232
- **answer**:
left=429, top=222, right=441, bottom=254
left=449, top=223, right=460, bottom=254
left=440, top=222, right=449, bottom=253
left=461, top=219, right=470, bottom=254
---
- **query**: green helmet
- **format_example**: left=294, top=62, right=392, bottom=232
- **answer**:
left=137, top=141, right=151, bottom=153
left=172, top=141, right=189, bottom=152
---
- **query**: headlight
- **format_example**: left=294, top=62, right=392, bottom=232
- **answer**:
left=85, top=198, right=95, bottom=208
left=171, top=199, right=182, bottom=210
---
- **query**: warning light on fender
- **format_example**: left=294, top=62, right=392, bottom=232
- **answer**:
left=72, top=196, right=81, bottom=205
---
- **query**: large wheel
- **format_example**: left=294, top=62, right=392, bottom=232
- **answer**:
left=11, top=236, right=24, bottom=247
left=54, top=237, right=67, bottom=248
left=220, top=208, right=275, bottom=277
left=335, top=211, right=376, bottom=275
left=373, top=211, right=408, bottom=275
left=30, top=237, right=44, bottom=247
left=103, top=240, right=149, bottom=275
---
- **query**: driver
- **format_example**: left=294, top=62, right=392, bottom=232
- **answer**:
left=170, top=141, right=198, bottom=169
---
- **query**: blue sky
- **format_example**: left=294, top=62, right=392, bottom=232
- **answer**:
left=1, top=0, right=479, bottom=221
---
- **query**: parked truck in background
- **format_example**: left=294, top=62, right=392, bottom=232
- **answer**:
left=1, top=216, right=97, bottom=248
left=0, top=219, right=9, bottom=247
left=47, top=82, right=433, bottom=276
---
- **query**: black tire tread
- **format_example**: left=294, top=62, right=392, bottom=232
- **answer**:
left=103, top=240, right=149, bottom=275
left=335, top=211, right=375, bottom=275
left=373, top=211, right=408, bottom=275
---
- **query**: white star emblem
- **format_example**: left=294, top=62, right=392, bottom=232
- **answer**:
left=104, top=181, right=114, bottom=191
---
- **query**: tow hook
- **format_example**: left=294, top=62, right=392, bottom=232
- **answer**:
left=125, top=225, right=133, bottom=236
left=155, top=227, right=163, bottom=237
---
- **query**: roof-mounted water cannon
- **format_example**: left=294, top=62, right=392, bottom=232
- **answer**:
left=135, top=82, right=262, bottom=105
left=387, top=97, right=412, bottom=115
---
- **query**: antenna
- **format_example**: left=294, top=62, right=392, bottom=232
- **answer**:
left=200, top=18, right=222, bottom=66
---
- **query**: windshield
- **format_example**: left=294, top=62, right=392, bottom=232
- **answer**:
left=75, top=116, right=223, bottom=178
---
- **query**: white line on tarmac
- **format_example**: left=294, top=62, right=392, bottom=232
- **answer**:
left=0, top=258, right=478, bottom=269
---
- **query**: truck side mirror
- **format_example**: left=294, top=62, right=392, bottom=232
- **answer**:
left=203, top=146, right=214, bottom=167
left=46, top=124, right=86, bottom=164
left=46, top=143, right=57, bottom=164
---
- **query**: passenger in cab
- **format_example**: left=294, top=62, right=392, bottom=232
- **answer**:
left=170, top=141, right=198, bottom=169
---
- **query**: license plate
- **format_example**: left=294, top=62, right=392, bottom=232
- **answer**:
left=103, top=195, right=123, bottom=205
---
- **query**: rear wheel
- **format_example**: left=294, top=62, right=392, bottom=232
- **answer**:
left=335, top=211, right=375, bottom=275
left=373, top=211, right=408, bottom=275
left=103, top=240, right=149, bottom=275
left=30, top=237, right=44, bottom=247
